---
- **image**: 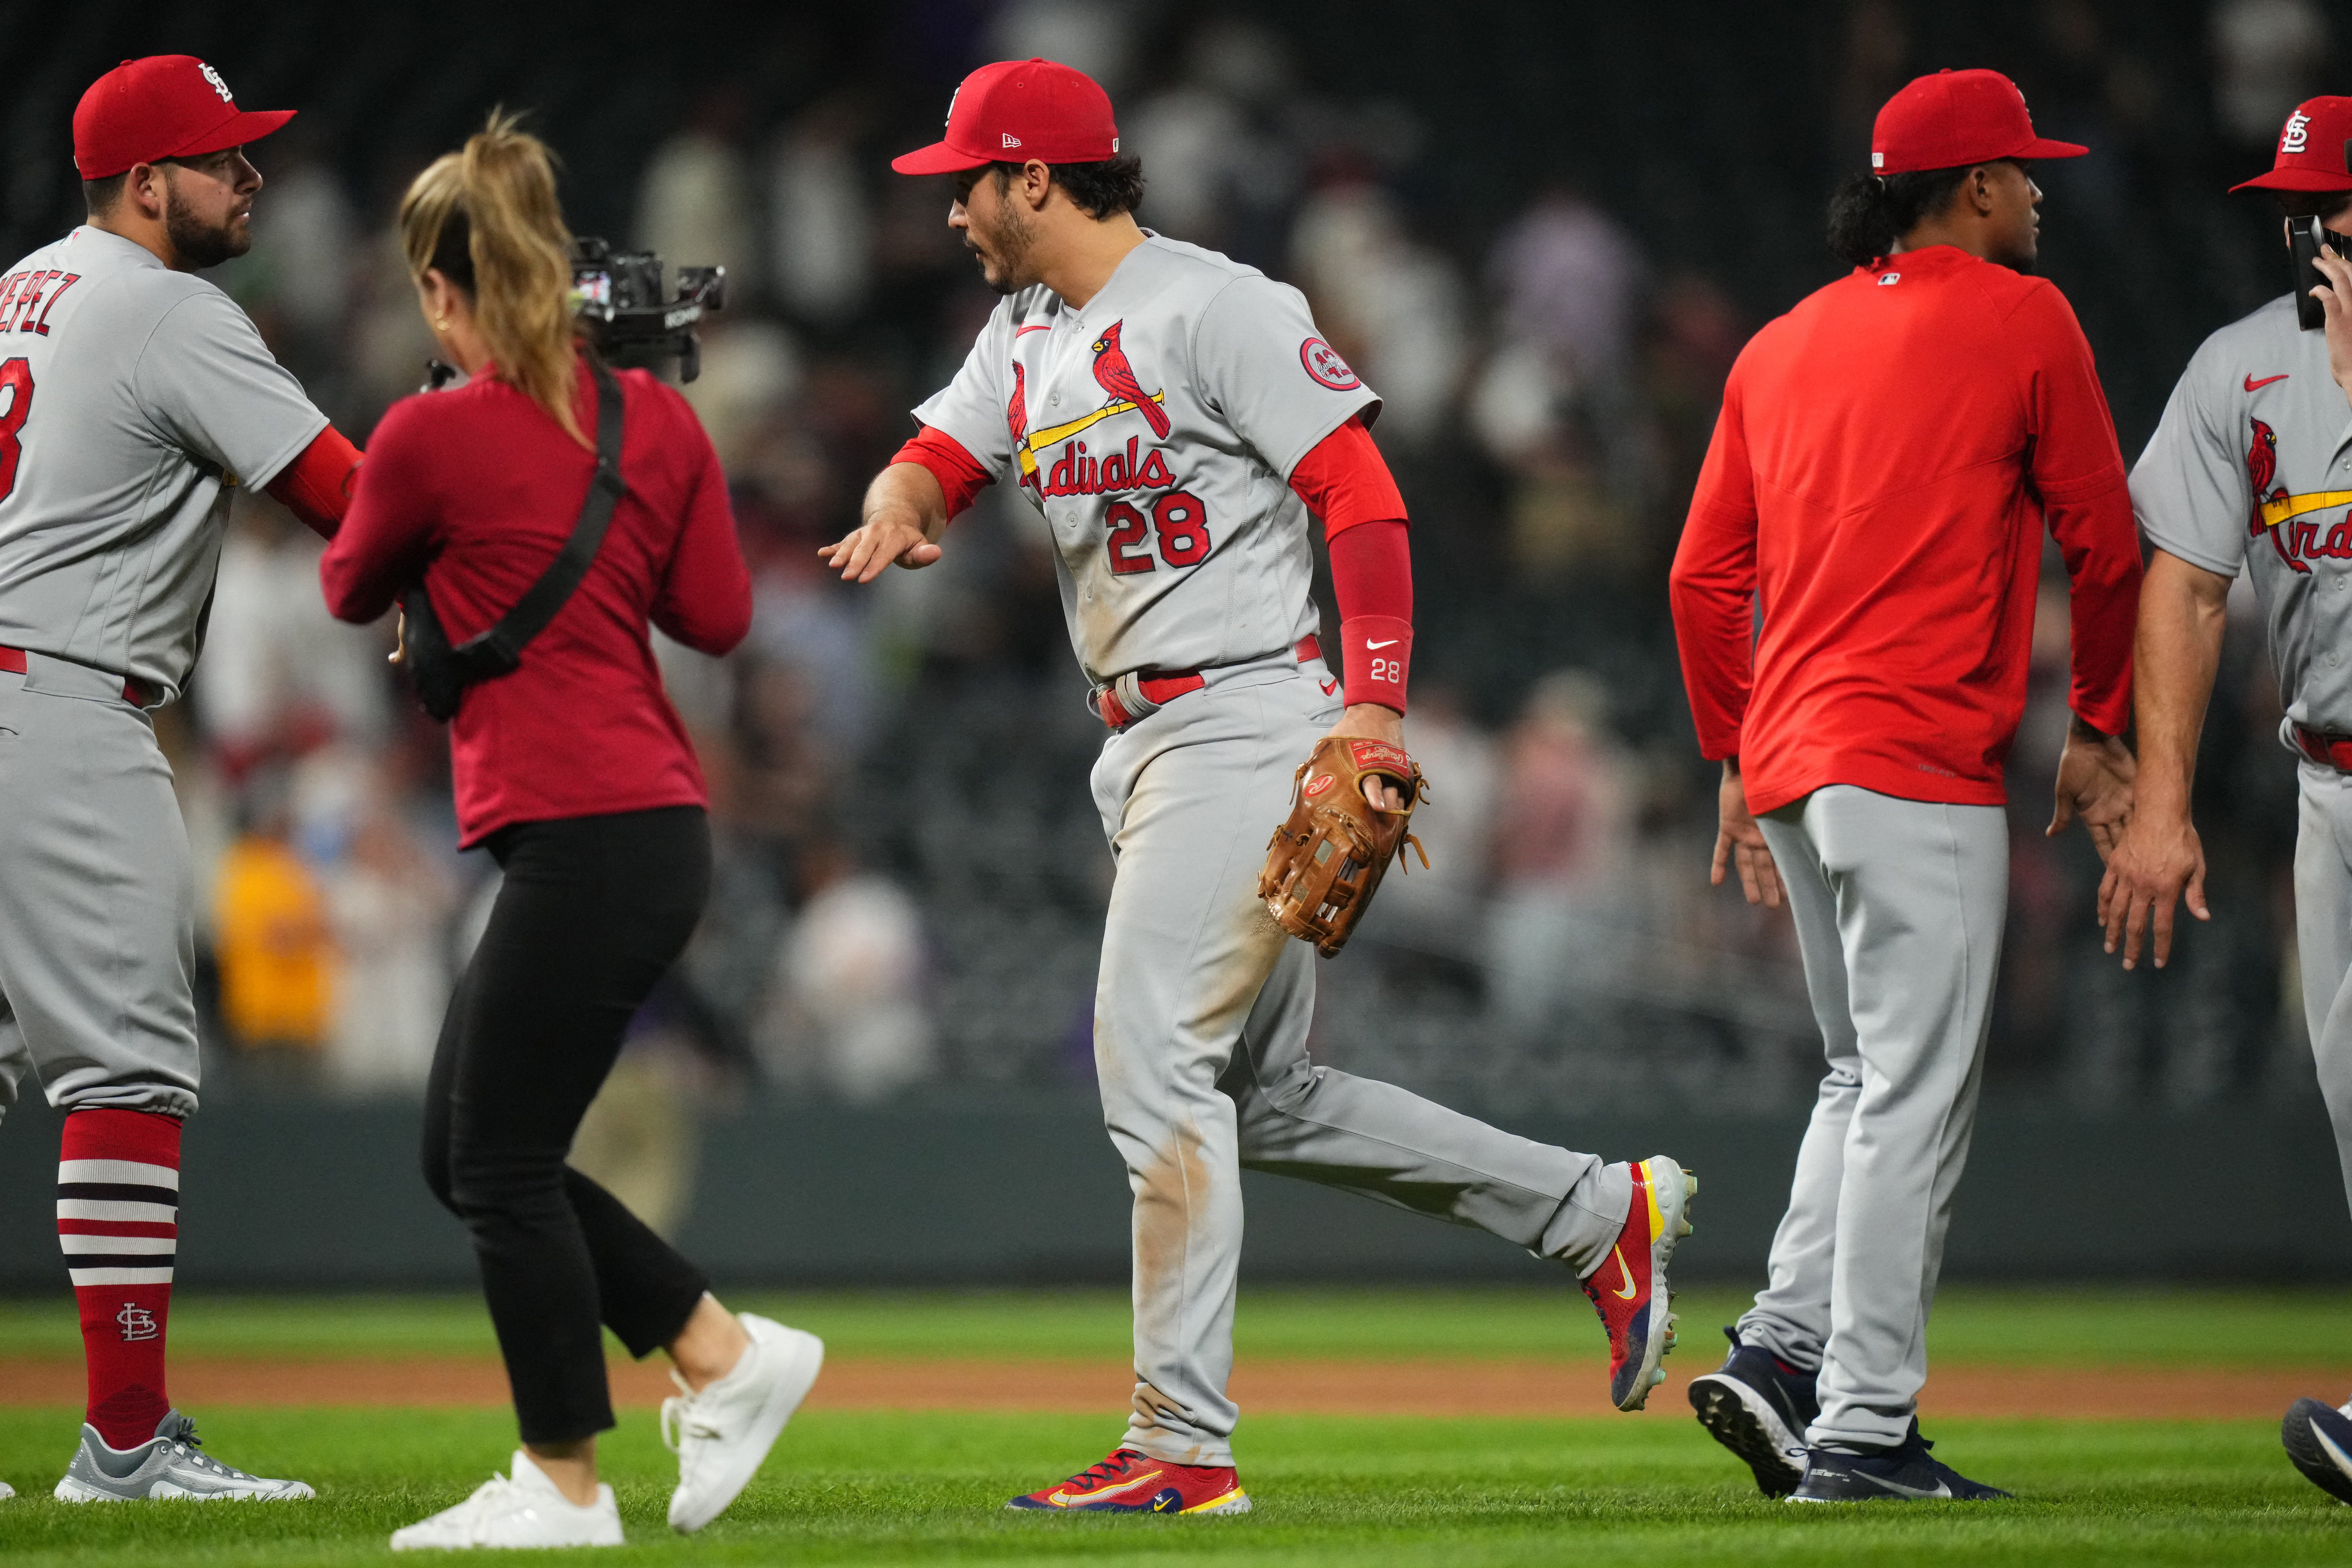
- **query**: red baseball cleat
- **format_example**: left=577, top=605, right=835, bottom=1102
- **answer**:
left=1581, top=1154, right=1697, bottom=1411
left=1005, top=1447, right=1251, bottom=1514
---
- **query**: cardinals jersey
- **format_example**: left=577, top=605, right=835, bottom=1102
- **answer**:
left=913, top=234, right=1378, bottom=682
left=0, top=227, right=325, bottom=704
left=2132, top=292, right=2352, bottom=741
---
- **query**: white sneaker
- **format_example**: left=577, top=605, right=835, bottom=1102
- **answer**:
left=0, top=1479, right=14, bottom=1500
left=388, top=1451, right=623, bottom=1550
left=662, top=1313, right=824, bottom=1532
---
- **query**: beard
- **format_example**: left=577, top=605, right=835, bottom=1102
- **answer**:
left=163, top=178, right=250, bottom=271
left=970, top=201, right=1037, bottom=295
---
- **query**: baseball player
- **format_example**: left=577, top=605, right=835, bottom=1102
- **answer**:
left=2098, top=95, right=2352, bottom=1506
left=823, top=58, right=1695, bottom=1514
left=1669, top=69, right=2141, bottom=1503
left=0, top=56, right=362, bottom=1501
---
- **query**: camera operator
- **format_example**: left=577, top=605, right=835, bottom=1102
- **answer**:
left=317, top=114, right=820, bottom=1550
left=2099, top=95, right=2352, bottom=1505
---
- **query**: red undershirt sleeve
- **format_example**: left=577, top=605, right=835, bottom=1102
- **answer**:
left=1290, top=418, right=1412, bottom=712
left=890, top=426, right=994, bottom=521
left=263, top=425, right=363, bottom=540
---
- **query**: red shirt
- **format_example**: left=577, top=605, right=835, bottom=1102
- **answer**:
left=321, top=359, right=751, bottom=846
left=1668, top=245, right=2140, bottom=815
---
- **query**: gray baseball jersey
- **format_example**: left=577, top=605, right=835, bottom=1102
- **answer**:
left=913, top=234, right=1378, bottom=682
left=0, top=225, right=326, bottom=704
left=2131, top=292, right=2352, bottom=741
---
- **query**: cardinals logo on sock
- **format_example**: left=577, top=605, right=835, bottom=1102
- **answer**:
left=1090, top=322, right=1170, bottom=438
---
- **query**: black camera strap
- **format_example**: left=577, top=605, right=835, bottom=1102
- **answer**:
left=400, top=351, right=628, bottom=720
left=448, top=351, right=628, bottom=678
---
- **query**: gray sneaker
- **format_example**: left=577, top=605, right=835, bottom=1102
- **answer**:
left=54, top=1411, right=315, bottom=1501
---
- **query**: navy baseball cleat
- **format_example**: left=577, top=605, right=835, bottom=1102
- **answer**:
left=1789, top=1423, right=2009, bottom=1503
left=2283, top=1396, right=2352, bottom=1504
left=1688, top=1327, right=1818, bottom=1496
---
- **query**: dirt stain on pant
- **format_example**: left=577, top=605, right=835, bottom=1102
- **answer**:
left=1128, top=1117, right=1214, bottom=1464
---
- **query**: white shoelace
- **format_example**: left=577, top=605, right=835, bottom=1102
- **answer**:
left=660, top=1371, right=723, bottom=1462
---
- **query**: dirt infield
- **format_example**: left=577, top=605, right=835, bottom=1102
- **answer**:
left=0, top=1355, right=2340, bottom=1419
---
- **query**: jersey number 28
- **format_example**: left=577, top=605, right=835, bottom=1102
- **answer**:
left=0, top=359, right=29, bottom=503
left=1106, top=490, right=1211, bottom=574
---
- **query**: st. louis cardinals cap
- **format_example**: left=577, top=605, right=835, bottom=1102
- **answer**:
left=73, top=56, right=295, bottom=181
left=2230, top=97, right=2352, bottom=193
left=1870, top=68, right=2086, bottom=175
left=891, top=58, right=1118, bottom=175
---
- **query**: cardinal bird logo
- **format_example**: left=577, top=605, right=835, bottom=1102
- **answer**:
left=1008, top=362, right=1036, bottom=490
left=2249, top=418, right=2311, bottom=575
left=1090, top=321, right=1171, bottom=438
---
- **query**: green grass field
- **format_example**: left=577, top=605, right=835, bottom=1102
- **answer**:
left=0, top=1285, right=2347, bottom=1565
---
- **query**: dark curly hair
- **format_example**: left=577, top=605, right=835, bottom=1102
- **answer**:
left=1825, top=165, right=1978, bottom=267
left=985, top=152, right=1146, bottom=219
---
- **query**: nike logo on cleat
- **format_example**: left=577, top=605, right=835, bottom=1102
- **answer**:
left=1050, top=1467, right=1164, bottom=1506
left=1852, top=1473, right=1952, bottom=1499
left=1607, top=1243, right=1638, bottom=1300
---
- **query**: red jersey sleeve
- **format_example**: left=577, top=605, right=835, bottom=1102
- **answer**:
left=1287, top=415, right=1407, bottom=538
left=651, top=397, right=753, bottom=656
left=319, top=399, right=434, bottom=624
left=890, top=426, right=993, bottom=520
left=1669, top=369, right=1761, bottom=761
left=2009, top=283, right=2140, bottom=736
left=263, top=425, right=363, bottom=539
left=1289, top=418, right=1412, bottom=711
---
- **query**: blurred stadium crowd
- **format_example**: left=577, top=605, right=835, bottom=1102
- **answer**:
left=5, top=0, right=2342, bottom=1122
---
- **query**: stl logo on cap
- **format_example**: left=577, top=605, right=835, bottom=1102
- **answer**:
left=2283, top=110, right=2312, bottom=155
left=198, top=62, right=233, bottom=103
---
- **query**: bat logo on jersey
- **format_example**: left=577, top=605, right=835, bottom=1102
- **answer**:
left=2249, top=417, right=2352, bottom=572
left=1010, top=320, right=1171, bottom=490
left=1089, top=322, right=1171, bottom=438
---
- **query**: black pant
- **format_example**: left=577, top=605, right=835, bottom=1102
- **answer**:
left=422, top=805, right=714, bottom=1443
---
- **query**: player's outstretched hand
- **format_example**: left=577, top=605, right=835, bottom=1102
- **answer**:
left=2097, top=807, right=2208, bottom=971
left=2047, top=717, right=2136, bottom=862
left=1323, top=704, right=1408, bottom=809
left=1710, top=760, right=1783, bottom=909
left=2313, top=241, right=2352, bottom=412
left=818, top=510, right=941, bottom=583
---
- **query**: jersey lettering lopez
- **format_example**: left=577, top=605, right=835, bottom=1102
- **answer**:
left=2131, top=293, right=2352, bottom=740
left=914, top=235, right=1378, bottom=682
left=0, top=227, right=325, bottom=703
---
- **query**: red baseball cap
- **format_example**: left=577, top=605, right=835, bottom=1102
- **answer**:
left=1871, top=68, right=2086, bottom=176
left=73, top=56, right=294, bottom=181
left=2230, top=97, right=2352, bottom=193
left=891, top=59, right=1118, bottom=175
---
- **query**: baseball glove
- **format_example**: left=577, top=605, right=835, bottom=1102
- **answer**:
left=1259, top=736, right=1429, bottom=958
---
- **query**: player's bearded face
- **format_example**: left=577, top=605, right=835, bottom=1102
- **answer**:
left=160, top=157, right=256, bottom=271
left=957, top=169, right=1037, bottom=295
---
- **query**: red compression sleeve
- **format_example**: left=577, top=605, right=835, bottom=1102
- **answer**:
left=264, top=425, right=363, bottom=540
left=1288, top=415, right=1407, bottom=539
left=890, top=426, right=993, bottom=521
left=1328, top=520, right=1413, bottom=713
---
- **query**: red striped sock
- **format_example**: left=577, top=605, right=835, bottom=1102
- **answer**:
left=58, top=1109, right=181, bottom=1450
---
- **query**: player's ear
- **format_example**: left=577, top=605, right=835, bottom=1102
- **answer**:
left=124, top=160, right=170, bottom=221
left=1020, top=158, right=1052, bottom=211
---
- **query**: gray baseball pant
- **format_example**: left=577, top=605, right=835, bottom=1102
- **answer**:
left=2292, top=761, right=2352, bottom=1220
left=1738, top=785, right=2005, bottom=1452
left=0, top=655, right=201, bottom=1124
left=1089, top=652, right=1630, bottom=1467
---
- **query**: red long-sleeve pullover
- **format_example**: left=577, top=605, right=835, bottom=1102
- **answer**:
left=320, top=358, right=751, bottom=846
left=1669, top=245, right=2141, bottom=815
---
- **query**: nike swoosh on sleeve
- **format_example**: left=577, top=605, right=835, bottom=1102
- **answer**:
left=2245, top=373, right=2290, bottom=391
left=1366, top=639, right=1398, bottom=648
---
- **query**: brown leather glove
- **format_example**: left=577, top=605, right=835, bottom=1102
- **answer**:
left=1258, top=736, right=1429, bottom=958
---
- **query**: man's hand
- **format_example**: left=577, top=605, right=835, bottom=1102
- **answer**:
left=2313, top=240, right=2352, bottom=413
left=1710, top=760, right=1783, bottom=908
left=2048, top=716, right=2136, bottom=861
left=818, top=505, right=942, bottom=582
left=1323, top=702, right=1406, bottom=809
left=2098, top=806, right=2209, bottom=970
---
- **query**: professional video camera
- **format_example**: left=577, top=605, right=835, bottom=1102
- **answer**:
left=569, top=237, right=727, bottom=381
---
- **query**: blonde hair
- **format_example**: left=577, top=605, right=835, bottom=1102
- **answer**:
left=401, top=111, right=586, bottom=446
